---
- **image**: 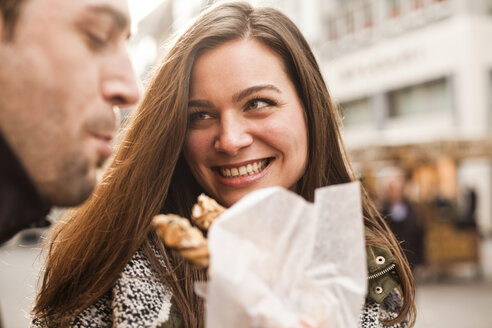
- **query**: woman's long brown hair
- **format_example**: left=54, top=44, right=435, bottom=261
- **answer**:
left=33, top=2, right=415, bottom=327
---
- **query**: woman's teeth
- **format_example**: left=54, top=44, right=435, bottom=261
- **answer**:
left=220, top=159, right=269, bottom=178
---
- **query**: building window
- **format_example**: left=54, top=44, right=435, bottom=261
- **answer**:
left=388, top=77, right=453, bottom=118
left=345, top=9, right=355, bottom=35
left=328, top=18, right=338, bottom=40
left=486, top=0, right=492, bottom=15
left=387, top=0, right=401, bottom=18
left=363, top=2, right=373, bottom=28
left=490, top=72, right=492, bottom=126
left=410, top=0, right=424, bottom=10
left=340, top=97, right=372, bottom=126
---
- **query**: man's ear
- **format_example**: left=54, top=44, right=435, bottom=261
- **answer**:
left=0, top=12, right=4, bottom=39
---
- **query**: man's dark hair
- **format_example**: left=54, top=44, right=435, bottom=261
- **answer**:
left=0, top=0, right=29, bottom=40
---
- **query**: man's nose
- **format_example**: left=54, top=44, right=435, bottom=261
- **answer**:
left=214, top=113, right=253, bottom=156
left=101, top=49, right=140, bottom=108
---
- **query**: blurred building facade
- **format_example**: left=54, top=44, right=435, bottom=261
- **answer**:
left=318, top=0, right=492, bottom=279
left=130, top=0, right=492, bottom=278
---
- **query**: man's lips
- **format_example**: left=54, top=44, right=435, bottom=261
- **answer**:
left=91, top=133, right=113, bottom=158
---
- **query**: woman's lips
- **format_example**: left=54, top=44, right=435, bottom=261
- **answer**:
left=219, top=158, right=270, bottom=177
left=213, top=158, right=273, bottom=187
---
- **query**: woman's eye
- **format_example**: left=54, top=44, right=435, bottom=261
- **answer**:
left=247, top=99, right=273, bottom=110
left=189, top=111, right=212, bottom=123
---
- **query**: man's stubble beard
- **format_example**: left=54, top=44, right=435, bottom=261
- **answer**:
left=40, top=148, right=107, bottom=207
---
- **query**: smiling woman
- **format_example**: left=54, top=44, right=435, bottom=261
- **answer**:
left=184, top=38, right=308, bottom=207
left=32, top=2, right=415, bottom=327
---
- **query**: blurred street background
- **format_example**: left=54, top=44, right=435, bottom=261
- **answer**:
left=2, top=0, right=492, bottom=326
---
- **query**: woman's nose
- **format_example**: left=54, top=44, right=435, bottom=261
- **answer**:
left=214, top=113, right=253, bottom=155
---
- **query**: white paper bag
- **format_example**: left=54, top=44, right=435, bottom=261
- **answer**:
left=203, top=182, right=367, bottom=327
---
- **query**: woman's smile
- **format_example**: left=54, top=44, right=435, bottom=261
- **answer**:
left=213, top=158, right=274, bottom=188
left=216, top=158, right=272, bottom=178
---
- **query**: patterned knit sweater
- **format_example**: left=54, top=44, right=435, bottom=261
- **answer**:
left=31, top=250, right=408, bottom=328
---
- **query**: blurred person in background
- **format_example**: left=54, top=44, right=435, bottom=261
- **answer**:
left=456, top=186, right=478, bottom=231
left=0, top=0, right=140, bottom=245
left=32, top=2, right=415, bottom=327
left=379, top=167, right=425, bottom=273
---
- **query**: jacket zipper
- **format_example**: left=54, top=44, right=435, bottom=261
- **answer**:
left=368, top=263, right=396, bottom=280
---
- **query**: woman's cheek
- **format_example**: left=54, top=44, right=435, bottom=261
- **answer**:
left=184, top=132, right=209, bottom=165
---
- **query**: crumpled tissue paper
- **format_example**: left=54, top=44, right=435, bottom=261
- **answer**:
left=201, top=182, right=367, bottom=328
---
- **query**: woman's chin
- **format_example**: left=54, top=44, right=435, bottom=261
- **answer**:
left=215, top=191, right=250, bottom=208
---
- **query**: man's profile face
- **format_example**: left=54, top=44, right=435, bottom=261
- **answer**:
left=0, top=0, right=140, bottom=206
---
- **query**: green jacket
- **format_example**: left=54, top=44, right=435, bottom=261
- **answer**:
left=366, top=240, right=400, bottom=304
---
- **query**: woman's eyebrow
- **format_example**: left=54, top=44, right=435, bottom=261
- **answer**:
left=232, top=84, right=281, bottom=103
left=188, top=99, right=214, bottom=108
left=188, top=84, right=281, bottom=108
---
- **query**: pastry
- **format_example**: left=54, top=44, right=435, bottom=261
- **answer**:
left=152, top=214, right=210, bottom=266
left=153, top=194, right=226, bottom=267
left=191, top=193, right=226, bottom=230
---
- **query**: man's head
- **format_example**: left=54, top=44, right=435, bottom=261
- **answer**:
left=378, top=166, right=406, bottom=204
left=0, top=0, right=140, bottom=206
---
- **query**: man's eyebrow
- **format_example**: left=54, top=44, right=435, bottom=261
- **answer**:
left=85, top=5, right=130, bottom=35
left=232, top=84, right=281, bottom=103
